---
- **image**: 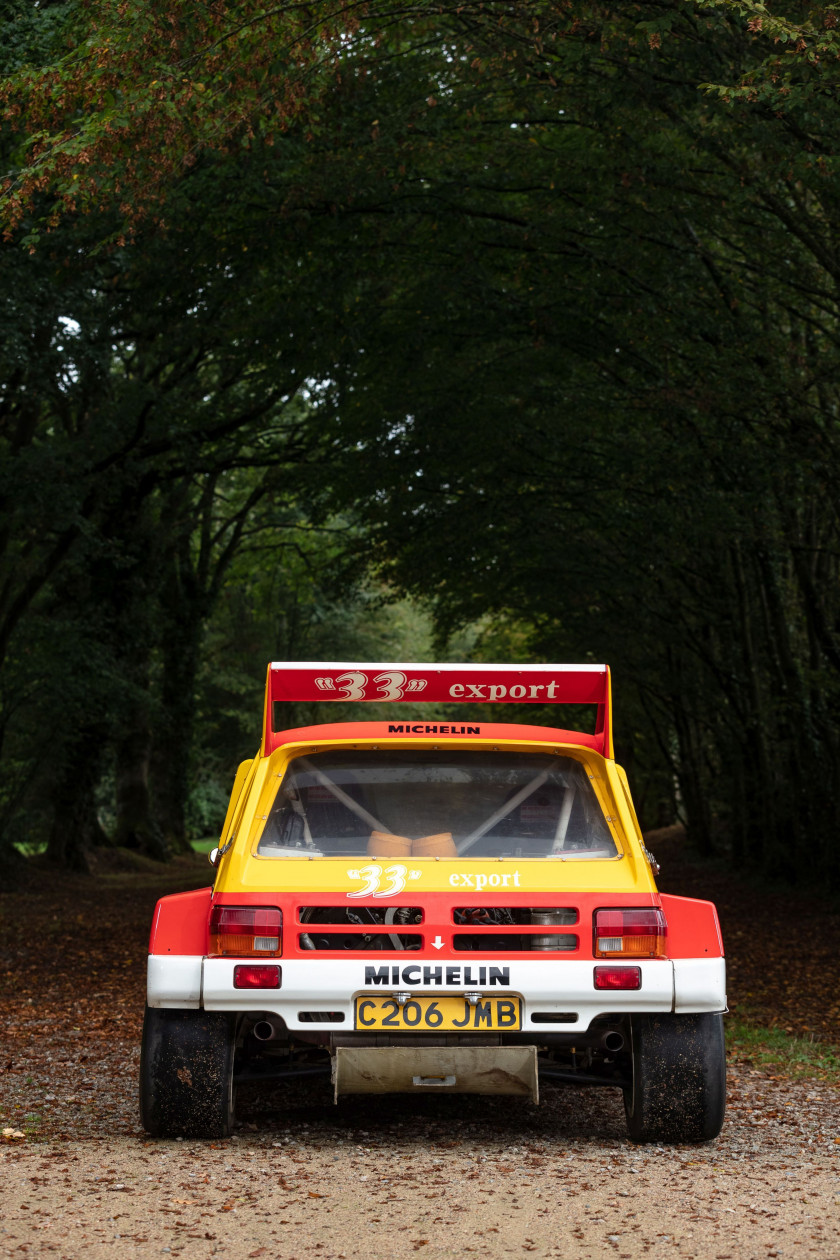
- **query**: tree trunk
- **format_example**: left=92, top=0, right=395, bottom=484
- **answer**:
left=114, top=718, right=168, bottom=860
left=45, top=727, right=109, bottom=871
left=150, top=616, right=202, bottom=855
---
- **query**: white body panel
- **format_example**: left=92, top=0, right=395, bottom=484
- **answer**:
left=673, top=957, right=727, bottom=1014
left=144, top=955, right=727, bottom=1028
left=147, top=955, right=203, bottom=1009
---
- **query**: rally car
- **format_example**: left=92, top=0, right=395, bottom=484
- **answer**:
left=140, top=663, right=726, bottom=1143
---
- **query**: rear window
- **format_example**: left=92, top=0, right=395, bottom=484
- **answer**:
left=256, top=750, right=618, bottom=860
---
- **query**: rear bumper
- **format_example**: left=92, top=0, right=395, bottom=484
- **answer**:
left=147, top=955, right=726, bottom=1030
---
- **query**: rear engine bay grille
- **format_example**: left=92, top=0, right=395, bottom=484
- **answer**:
left=453, top=905, right=578, bottom=952
left=452, top=933, right=578, bottom=952
left=294, top=904, right=581, bottom=952
left=299, top=906, right=424, bottom=924
left=300, top=932, right=423, bottom=951
left=454, top=905, right=577, bottom=925
left=299, top=905, right=423, bottom=952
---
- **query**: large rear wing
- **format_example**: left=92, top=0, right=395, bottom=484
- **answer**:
left=262, top=662, right=613, bottom=758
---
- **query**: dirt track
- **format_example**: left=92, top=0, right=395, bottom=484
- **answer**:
left=2, top=1063, right=840, bottom=1258
left=1, top=853, right=839, bottom=1257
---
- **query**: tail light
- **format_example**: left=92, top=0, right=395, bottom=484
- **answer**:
left=594, top=965, right=641, bottom=990
left=209, top=906, right=282, bottom=957
left=234, top=964, right=282, bottom=989
left=594, top=908, right=666, bottom=958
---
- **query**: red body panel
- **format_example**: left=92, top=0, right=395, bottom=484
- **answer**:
left=211, top=890, right=666, bottom=961
left=263, top=663, right=612, bottom=757
left=149, top=887, right=213, bottom=955
left=265, top=720, right=604, bottom=753
left=268, top=664, right=607, bottom=705
left=659, top=894, right=724, bottom=958
left=150, top=890, right=721, bottom=962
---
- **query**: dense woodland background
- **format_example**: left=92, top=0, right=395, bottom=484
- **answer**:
left=1, top=0, right=839, bottom=887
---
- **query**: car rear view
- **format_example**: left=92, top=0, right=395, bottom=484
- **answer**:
left=140, top=663, right=726, bottom=1143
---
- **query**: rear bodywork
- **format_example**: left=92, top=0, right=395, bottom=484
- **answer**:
left=146, top=663, right=725, bottom=1106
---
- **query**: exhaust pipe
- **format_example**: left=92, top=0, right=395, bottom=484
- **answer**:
left=252, top=1019, right=284, bottom=1042
left=601, top=1030, right=625, bottom=1053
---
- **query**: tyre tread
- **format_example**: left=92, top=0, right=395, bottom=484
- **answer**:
left=139, top=1006, right=235, bottom=1139
left=624, top=1012, right=725, bottom=1144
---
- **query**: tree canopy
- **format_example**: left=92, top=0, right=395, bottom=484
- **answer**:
left=2, top=1, right=839, bottom=886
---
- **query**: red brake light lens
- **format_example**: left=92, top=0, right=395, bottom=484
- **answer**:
left=209, top=906, right=282, bottom=957
left=594, top=965, right=642, bottom=990
left=594, top=909, right=666, bottom=958
left=233, top=964, right=282, bottom=989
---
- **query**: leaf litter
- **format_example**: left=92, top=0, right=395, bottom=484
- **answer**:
left=0, top=847, right=838, bottom=1258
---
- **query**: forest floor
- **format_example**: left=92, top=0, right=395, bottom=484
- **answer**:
left=651, top=826, right=840, bottom=1054
left=1, top=833, right=839, bottom=1258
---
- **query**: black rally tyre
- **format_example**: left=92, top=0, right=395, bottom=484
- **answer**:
left=624, top=1012, right=725, bottom=1144
left=140, top=1006, right=236, bottom=1139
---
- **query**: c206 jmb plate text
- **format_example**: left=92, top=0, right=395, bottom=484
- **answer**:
left=354, top=994, right=521, bottom=1030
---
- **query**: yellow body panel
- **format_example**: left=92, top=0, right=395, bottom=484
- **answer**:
left=213, top=738, right=659, bottom=897
left=217, top=757, right=254, bottom=848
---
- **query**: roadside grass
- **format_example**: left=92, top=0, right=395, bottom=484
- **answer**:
left=190, top=837, right=217, bottom=853
left=727, top=1012, right=840, bottom=1085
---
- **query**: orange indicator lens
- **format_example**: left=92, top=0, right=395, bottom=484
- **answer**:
left=594, top=909, right=665, bottom=958
left=209, top=906, right=282, bottom=956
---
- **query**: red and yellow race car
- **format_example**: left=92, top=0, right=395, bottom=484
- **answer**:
left=140, top=663, right=726, bottom=1143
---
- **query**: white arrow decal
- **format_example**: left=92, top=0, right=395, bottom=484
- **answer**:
left=431, top=935, right=444, bottom=950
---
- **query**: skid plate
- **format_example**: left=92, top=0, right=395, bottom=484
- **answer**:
left=332, top=1044, right=538, bottom=1102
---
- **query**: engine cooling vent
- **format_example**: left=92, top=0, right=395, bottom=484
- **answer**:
left=298, top=906, right=423, bottom=923
left=452, top=907, right=579, bottom=952
left=298, top=933, right=422, bottom=952
left=453, top=934, right=578, bottom=953
left=453, top=907, right=578, bottom=924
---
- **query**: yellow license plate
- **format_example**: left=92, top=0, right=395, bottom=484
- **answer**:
left=354, top=994, right=521, bottom=1031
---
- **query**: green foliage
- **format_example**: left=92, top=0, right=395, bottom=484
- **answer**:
left=297, top=1, right=840, bottom=885
left=695, top=2, right=840, bottom=107
left=1, top=1, right=839, bottom=886
left=185, top=779, right=230, bottom=843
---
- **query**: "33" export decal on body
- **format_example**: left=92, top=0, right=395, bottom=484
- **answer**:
left=346, top=863, right=422, bottom=898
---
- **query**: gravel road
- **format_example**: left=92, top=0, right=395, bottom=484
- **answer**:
left=2, top=857, right=839, bottom=1257
left=2, top=1067, right=839, bottom=1259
